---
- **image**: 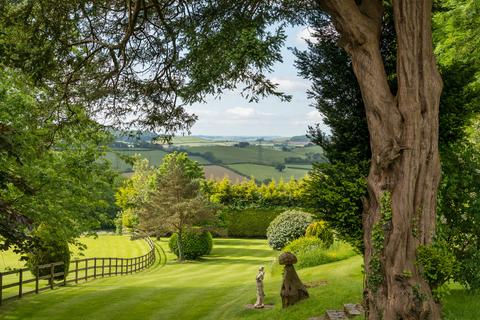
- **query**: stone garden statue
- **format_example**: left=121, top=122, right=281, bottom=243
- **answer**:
left=279, top=252, right=309, bottom=308
left=254, top=266, right=265, bottom=308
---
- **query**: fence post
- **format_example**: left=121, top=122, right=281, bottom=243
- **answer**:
left=115, top=258, right=118, bottom=276
left=75, top=260, right=79, bottom=284
left=18, top=269, right=23, bottom=298
left=63, top=262, right=67, bottom=287
left=85, top=259, right=88, bottom=282
left=109, top=258, right=112, bottom=276
left=94, top=258, right=97, bottom=279
left=120, top=258, right=123, bottom=275
left=35, top=266, right=39, bottom=294
left=0, top=273, right=3, bottom=306
left=102, top=258, right=105, bottom=277
left=50, top=264, right=54, bottom=290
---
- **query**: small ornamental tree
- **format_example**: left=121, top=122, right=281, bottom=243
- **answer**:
left=137, top=155, right=216, bottom=262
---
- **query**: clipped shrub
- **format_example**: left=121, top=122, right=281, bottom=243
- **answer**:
left=305, top=221, right=334, bottom=248
left=26, top=238, right=70, bottom=281
left=283, top=237, right=356, bottom=269
left=266, top=210, right=313, bottom=250
left=169, top=229, right=213, bottom=260
left=225, top=208, right=283, bottom=238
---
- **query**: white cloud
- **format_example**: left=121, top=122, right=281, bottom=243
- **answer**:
left=270, top=77, right=310, bottom=92
left=306, top=110, right=324, bottom=122
left=225, top=107, right=272, bottom=119
left=296, top=27, right=318, bottom=44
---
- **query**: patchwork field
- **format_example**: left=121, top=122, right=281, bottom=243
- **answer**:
left=106, top=143, right=321, bottom=181
left=203, top=165, right=247, bottom=182
left=181, top=145, right=305, bottom=165
left=227, top=163, right=310, bottom=181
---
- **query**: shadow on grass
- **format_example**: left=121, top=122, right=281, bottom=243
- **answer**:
left=213, top=239, right=267, bottom=246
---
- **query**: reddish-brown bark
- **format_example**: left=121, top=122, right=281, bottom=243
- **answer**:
left=318, top=0, right=443, bottom=318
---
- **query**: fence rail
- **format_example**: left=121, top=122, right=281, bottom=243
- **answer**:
left=0, top=237, right=155, bottom=306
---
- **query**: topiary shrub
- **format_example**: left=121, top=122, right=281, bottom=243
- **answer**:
left=305, top=221, right=334, bottom=248
left=266, top=210, right=313, bottom=250
left=26, top=238, right=70, bottom=281
left=169, top=229, right=213, bottom=260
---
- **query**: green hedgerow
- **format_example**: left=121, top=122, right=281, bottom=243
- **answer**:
left=169, top=229, right=213, bottom=260
left=305, top=221, right=334, bottom=248
left=267, top=210, right=313, bottom=250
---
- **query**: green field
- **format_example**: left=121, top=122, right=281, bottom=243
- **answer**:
left=105, top=149, right=168, bottom=171
left=106, top=144, right=319, bottom=181
left=0, top=238, right=477, bottom=319
left=228, top=163, right=310, bottom=181
left=182, top=145, right=307, bottom=165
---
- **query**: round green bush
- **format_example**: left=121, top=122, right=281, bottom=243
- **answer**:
left=169, top=229, right=213, bottom=260
left=266, top=210, right=313, bottom=250
left=26, top=239, right=70, bottom=281
left=305, top=221, right=334, bottom=248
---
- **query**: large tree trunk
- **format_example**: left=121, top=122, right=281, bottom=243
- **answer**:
left=319, top=1, right=443, bottom=319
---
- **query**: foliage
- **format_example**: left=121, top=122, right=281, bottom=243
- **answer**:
left=305, top=221, right=334, bottom=248
left=266, top=210, right=312, bottom=250
left=115, top=158, right=157, bottom=233
left=202, top=177, right=307, bottom=209
left=434, top=0, right=480, bottom=94
left=222, top=208, right=283, bottom=238
left=303, top=162, right=367, bottom=252
left=274, top=163, right=286, bottom=172
left=157, top=152, right=204, bottom=180
left=137, top=155, right=215, bottom=261
left=437, top=138, right=480, bottom=290
left=0, top=1, right=291, bottom=134
left=168, top=230, right=213, bottom=260
left=0, top=69, right=119, bottom=253
left=282, top=237, right=356, bottom=270
left=417, top=241, right=458, bottom=301
left=25, top=226, right=70, bottom=280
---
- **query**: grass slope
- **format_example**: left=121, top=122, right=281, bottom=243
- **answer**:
left=0, top=235, right=148, bottom=272
left=0, top=239, right=363, bottom=320
left=0, top=235, right=150, bottom=302
left=0, top=238, right=477, bottom=320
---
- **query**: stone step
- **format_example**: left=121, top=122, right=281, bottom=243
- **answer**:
left=343, top=303, right=364, bottom=317
left=325, top=310, right=348, bottom=320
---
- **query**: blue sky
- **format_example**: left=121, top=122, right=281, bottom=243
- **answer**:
left=185, top=26, right=328, bottom=137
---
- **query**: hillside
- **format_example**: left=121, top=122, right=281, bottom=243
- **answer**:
left=106, top=135, right=324, bottom=181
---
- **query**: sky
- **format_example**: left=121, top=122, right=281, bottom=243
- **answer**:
left=185, top=26, right=328, bottom=137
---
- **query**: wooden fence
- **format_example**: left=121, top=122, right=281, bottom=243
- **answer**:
left=0, top=237, right=155, bottom=306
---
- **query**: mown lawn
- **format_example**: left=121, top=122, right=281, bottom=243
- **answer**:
left=0, top=234, right=149, bottom=272
left=0, top=238, right=477, bottom=320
